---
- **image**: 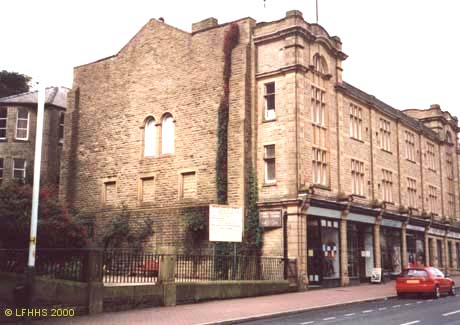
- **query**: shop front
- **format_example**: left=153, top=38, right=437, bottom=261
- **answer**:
left=347, top=213, right=375, bottom=284
left=406, top=224, right=426, bottom=267
left=307, top=214, right=340, bottom=287
left=380, top=219, right=402, bottom=279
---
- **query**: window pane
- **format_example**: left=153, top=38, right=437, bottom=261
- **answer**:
left=0, top=130, right=5, bottom=138
left=265, top=145, right=275, bottom=158
left=266, top=160, right=276, bottom=181
left=18, top=109, right=28, bottom=119
left=0, top=107, right=6, bottom=118
left=162, top=116, right=174, bottom=154
left=265, top=83, right=275, bottom=94
left=266, top=95, right=275, bottom=111
left=0, top=120, right=6, bottom=128
left=144, top=118, right=156, bottom=157
left=16, top=129, right=27, bottom=139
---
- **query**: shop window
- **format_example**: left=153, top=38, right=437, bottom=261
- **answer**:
left=264, top=82, right=276, bottom=120
left=380, top=227, right=401, bottom=275
left=406, top=231, right=425, bottom=267
left=437, top=239, right=443, bottom=267
left=448, top=241, right=453, bottom=268
left=428, top=238, right=434, bottom=266
left=0, top=107, right=7, bottom=139
left=0, top=158, right=3, bottom=184
left=264, top=145, right=276, bottom=183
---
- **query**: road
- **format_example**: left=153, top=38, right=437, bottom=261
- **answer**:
left=242, top=294, right=460, bottom=325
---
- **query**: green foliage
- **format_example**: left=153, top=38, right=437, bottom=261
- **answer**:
left=242, top=165, right=263, bottom=254
left=0, top=70, right=32, bottom=98
left=0, top=181, right=87, bottom=248
left=100, top=204, right=154, bottom=252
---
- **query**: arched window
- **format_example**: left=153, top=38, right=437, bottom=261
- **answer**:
left=313, top=53, right=328, bottom=74
left=161, top=114, right=174, bottom=154
left=144, top=117, right=156, bottom=157
left=446, top=131, right=453, bottom=144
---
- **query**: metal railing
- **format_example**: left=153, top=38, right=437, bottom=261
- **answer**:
left=176, top=254, right=285, bottom=282
left=103, top=250, right=161, bottom=284
left=0, top=249, right=86, bottom=282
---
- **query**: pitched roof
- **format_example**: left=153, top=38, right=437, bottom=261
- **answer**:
left=337, top=81, right=439, bottom=141
left=0, top=86, right=69, bottom=109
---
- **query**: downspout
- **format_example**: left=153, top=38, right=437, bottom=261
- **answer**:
left=419, top=133, right=425, bottom=212
left=396, top=119, right=402, bottom=206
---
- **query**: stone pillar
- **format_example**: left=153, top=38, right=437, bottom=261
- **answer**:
left=430, top=237, right=438, bottom=267
left=452, top=241, right=458, bottom=271
left=443, top=236, right=449, bottom=273
left=159, top=247, right=177, bottom=306
left=286, top=203, right=307, bottom=290
left=340, top=212, right=349, bottom=286
left=373, top=216, right=382, bottom=268
left=401, top=223, right=408, bottom=269
left=86, top=249, right=104, bottom=315
left=424, top=230, right=430, bottom=266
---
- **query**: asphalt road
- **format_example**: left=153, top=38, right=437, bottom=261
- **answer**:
left=242, top=294, right=460, bottom=325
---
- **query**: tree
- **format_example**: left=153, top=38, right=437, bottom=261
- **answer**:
left=0, top=70, right=32, bottom=98
left=0, top=181, right=87, bottom=249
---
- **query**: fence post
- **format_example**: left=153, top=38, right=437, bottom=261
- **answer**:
left=85, top=249, right=104, bottom=314
left=159, top=246, right=176, bottom=306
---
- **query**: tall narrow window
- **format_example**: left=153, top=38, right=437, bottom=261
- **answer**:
left=311, top=86, right=325, bottom=127
left=139, top=176, right=155, bottom=203
left=264, top=82, right=276, bottom=120
left=144, top=117, right=156, bottom=157
left=349, top=104, right=362, bottom=140
left=405, top=131, right=415, bottom=161
left=382, top=169, right=393, bottom=203
left=351, top=159, right=364, bottom=196
left=312, top=148, right=327, bottom=186
left=428, top=185, right=437, bottom=213
left=0, top=107, right=7, bottom=139
left=161, top=115, right=174, bottom=154
left=407, top=178, right=417, bottom=209
left=58, top=112, right=65, bottom=141
left=0, top=158, right=3, bottom=185
left=379, top=119, right=391, bottom=151
left=446, top=152, right=454, bottom=179
left=181, top=171, right=197, bottom=199
left=264, top=145, right=276, bottom=183
left=427, top=142, right=436, bottom=171
left=16, top=108, right=29, bottom=140
left=103, top=181, right=117, bottom=205
left=13, top=159, right=26, bottom=180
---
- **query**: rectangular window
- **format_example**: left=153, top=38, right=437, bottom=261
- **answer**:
left=58, top=112, right=65, bottom=140
left=311, top=86, right=325, bottom=127
left=0, top=158, right=3, bottom=184
left=382, top=169, right=393, bottom=202
left=0, top=107, right=7, bottom=139
left=13, top=159, right=26, bottom=180
left=103, top=181, right=117, bottom=205
left=312, top=148, right=327, bottom=186
left=140, top=176, right=155, bottom=203
left=181, top=171, right=197, bottom=199
left=349, top=104, right=362, bottom=140
left=264, top=82, right=276, bottom=120
left=428, top=185, right=437, bottom=213
left=405, top=131, right=416, bottom=161
left=16, top=108, right=29, bottom=140
left=427, top=142, right=436, bottom=171
left=447, top=192, right=455, bottom=217
left=379, top=119, right=391, bottom=151
left=351, top=159, right=364, bottom=196
left=407, top=177, right=417, bottom=208
left=264, top=145, right=276, bottom=183
left=446, top=152, right=454, bottom=179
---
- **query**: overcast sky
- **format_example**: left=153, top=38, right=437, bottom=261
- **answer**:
left=2, top=0, right=459, bottom=116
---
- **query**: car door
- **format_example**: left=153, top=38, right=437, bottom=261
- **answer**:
left=433, top=268, right=448, bottom=292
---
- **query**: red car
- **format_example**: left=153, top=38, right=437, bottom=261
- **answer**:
left=396, top=267, right=456, bottom=298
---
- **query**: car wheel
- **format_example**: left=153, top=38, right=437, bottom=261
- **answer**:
left=449, top=283, right=456, bottom=296
left=397, top=292, right=405, bottom=299
left=434, top=285, right=441, bottom=299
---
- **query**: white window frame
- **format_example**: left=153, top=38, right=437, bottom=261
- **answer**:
left=144, top=117, right=156, bottom=157
left=351, top=159, right=364, bottom=196
left=264, top=144, right=276, bottom=183
left=15, top=108, right=29, bottom=140
left=161, top=115, right=174, bottom=154
left=264, top=82, right=276, bottom=120
left=312, top=147, right=327, bottom=186
left=407, top=177, right=417, bottom=208
left=382, top=169, right=393, bottom=203
left=349, top=104, right=362, bottom=140
left=0, top=107, right=7, bottom=140
left=13, top=159, right=26, bottom=180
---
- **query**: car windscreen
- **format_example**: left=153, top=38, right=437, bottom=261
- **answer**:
left=401, top=269, right=428, bottom=277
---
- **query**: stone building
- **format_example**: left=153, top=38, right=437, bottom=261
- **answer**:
left=61, top=10, right=460, bottom=287
left=0, top=87, right=68, bottom=185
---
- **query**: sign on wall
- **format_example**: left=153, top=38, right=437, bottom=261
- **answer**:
left=209, top=205, right=243, bottom=242
left=259, top=210, right=282, bottom=228
left=428, top=228, right=446, bottom=237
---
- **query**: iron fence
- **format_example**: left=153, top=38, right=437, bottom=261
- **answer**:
left=0, top=249, right=87, bottom=281
left=103, top=250, right=161, bottom=284
left=176, top=254, right=286, bottom=282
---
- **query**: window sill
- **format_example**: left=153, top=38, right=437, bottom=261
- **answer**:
left=406, top=158, right=416, bottom=164
left=428, top=168, right=437, bottom=173
left=13, top=138, right=29, bottom=143
left=262, top=118, right=277, bottom=123
left=351, top=194, right=366, bottom=199
left=263, top=181, right=277, bottom=187
left=350, top=137, right=364, bottom=143
left=380, top=148, right=392, bottom=154
left=383, top=201, right=395, bottom=206
left=0, top=138, right=7, bottom=142
left=312, top=184, right=331, bottom=191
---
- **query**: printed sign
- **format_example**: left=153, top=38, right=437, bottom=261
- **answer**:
left=209, top=205, right=243, bottom=242
left=406, top=224, right=426, bottom=232
left=259, top=210, right=282, bottom=228
left=447, top=231, right=460, bottom=239
left=428, top=228, right=446, bottom=236
left=371, top=268, right=382, bottom=283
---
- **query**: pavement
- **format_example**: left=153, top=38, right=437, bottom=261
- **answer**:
left=36, top=275, right=460, bottom=325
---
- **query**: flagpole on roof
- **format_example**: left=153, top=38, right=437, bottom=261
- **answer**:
left=316, top=0, right=319, bottom=23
